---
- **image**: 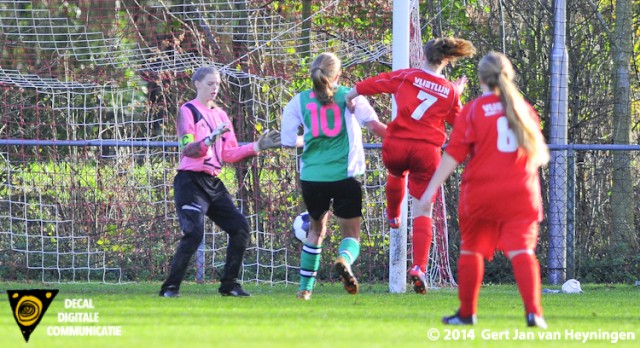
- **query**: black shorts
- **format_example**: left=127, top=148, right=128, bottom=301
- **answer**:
left=300, top=177, right=363, bottom=220
left=173, top=170, right=248, bottom=234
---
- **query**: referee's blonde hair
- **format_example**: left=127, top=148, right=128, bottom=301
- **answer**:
left=310, top=53, right=340, bottom=105
left=478, top=52, right=549, bottom=167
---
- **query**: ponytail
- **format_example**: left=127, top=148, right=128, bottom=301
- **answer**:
left=479, top=52, right=549, bottom=167
left=310, top=53, right=341, bottom=105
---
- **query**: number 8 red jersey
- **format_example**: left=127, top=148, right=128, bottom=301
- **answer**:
left=355, top=68, right=462, bottom=144
left=445, top=93, right=544, bottom=222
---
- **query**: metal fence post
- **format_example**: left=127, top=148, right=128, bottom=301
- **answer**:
left=567, top=148, right=575, bottom=279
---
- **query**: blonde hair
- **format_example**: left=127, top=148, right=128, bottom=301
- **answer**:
left=478, top=52, right=549, bottom=167
left=423, top=37, right=476, bottom=66
left=310, top=53, right=341, bottom=105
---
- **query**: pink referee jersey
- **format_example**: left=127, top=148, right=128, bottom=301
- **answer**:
left=355, top=68, right=461, bottom=144
left=177, top=99, right=256, bottom=176
left=445, top=93, right=544, bottom=221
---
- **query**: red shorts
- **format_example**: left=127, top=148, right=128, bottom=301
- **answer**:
left=382, top=137, right=441, bottom=198
left=459, top=216, right=539, bottom=260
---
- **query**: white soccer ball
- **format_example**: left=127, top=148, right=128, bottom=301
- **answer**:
left=292, top=212, right=310, bottom=243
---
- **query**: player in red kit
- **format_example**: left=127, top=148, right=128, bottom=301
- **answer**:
left=345, top=37, right=476, bottom=294
left=418, top=52, right=550, bottom=328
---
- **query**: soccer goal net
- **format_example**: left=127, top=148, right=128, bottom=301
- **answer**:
left=0, top=0, right=456, bottom=288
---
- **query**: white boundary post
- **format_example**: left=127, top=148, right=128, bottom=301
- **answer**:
left=389, top=0, right=410, bottom=293
left=549, top=0, right=568, bottom=285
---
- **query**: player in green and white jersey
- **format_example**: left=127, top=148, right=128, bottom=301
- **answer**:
left=281, top=52, right=386, bottom=300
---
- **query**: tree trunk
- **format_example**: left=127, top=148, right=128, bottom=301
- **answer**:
left=229, top=0, right=257, bottom=212
left=300, top=0, right=312, bottom=59
left=610, top=0, right=637, bottom=249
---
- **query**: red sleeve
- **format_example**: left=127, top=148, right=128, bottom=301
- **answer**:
left=355, top=70, right=405, bottom=96
left=444, top=100, right=474, bottom=163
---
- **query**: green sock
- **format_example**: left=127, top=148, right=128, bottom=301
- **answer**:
left=299, top=243, right=322, bottom=291
left=338, top=237, right=360, bottom=265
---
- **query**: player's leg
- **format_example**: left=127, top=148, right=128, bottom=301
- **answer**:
left=332, top=177, right=364, bottom=294
left=336, top=217, right=360, bottom=267
left=501, top=220, right=546, bottom=328
left=297, top=213, right=330, bottom=300
left=441, top=250, right=482, bottom=325
left=334, top=217, right=360, bottom=295
left=296, top=180, right=332, bottom=300
left=406, top=143, right=440, bottom=294
left=331, top=178, right=362, bottom=294
left=160, top=171, right=208, bottom=297
left=206, top=178, right=251, bottom=297
left=381, top=138, right=408, bottom=228
left=443, top=216, right=496, bottom=324
left=385, top=173, right=406, bottom=228
left=407, top=195, right=433, bottom=294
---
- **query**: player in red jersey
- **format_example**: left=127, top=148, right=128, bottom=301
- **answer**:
left=345, top=37, right=476, bottom=294
left=418, top=52, right=550, bottom=328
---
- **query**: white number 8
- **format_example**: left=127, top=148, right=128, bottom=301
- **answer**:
left=497, top=117, right=518, bottom=152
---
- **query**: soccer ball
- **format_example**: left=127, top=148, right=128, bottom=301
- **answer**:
left=292, top=212, right=310, bottom=243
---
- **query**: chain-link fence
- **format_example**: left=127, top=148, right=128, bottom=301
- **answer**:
left=1, top=141, right=638, bottom=284
left=439, top=146, right=640, bottom=285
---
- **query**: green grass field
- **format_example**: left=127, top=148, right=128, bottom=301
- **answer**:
left=1, top=281, right=638, bottom=348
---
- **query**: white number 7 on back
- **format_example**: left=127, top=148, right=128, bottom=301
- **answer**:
left=410, top=90, right=438, bottom=120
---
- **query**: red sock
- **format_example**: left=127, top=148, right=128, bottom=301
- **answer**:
left=385, top=174, right=405, bottom=220
left=412, top=216, right=432, bottom=271
left=458, top=253, right=484, bottom=318
left=511, top=253, right=543, bottom=316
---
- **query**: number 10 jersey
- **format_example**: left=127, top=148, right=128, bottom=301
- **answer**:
left=280, top=86, right=380, bottom=182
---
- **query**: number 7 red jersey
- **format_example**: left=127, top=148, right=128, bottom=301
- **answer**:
left=355, top=68, right=462, bottom=144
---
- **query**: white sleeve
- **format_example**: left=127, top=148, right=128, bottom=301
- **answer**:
left=351, top=95, right=378, bottom=127
left=281, top=94, right=302, bottom=147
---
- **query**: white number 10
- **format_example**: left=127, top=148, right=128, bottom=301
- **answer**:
left=497, top=117, right=518, bottom=152
left=410, top=90, right=438, bottom=120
